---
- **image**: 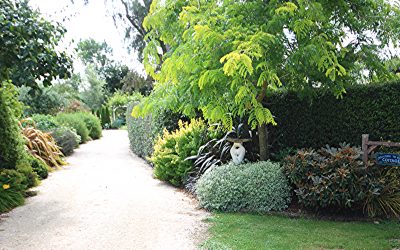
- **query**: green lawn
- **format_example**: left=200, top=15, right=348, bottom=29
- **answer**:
left=202, top=213, right=400, bottom=250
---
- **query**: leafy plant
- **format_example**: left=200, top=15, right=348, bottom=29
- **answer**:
left=29, top=156, right=49, bottom=180
left=185, top=122, right=258, bottom=192
left=126, top=102, right=182, bottom=158
left=0, top=169, right=26, bottom=213
left=30, top=114, right=59, bottom=131
left=196, top=161, right=291, bottom=212
left=56, top=113, right=90, bottom=143
left=0, top=82, right=26, bottom=169
left=76, top=112, right=102, bottom=139
left=50, top=126, right=80, bottom=156
left=364, top=167, right=400, bottom=218
left=284, top=144, right=368, bottom=212
left=18, top=86, right=67, bottom=116
left=21, top=122, right=66, bottom=169
left=150, top=119, right=208, bottom=187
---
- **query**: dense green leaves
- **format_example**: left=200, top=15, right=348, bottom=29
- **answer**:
left=0, top=0, right=72, bottom=86
left=134, top=0, right=400, bottom=132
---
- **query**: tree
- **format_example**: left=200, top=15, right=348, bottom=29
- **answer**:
left=133, top=0, right=400, bottom=160
left=121, top=70, right=152, bottom=95
left=76, top=38, right=129, bottom=92
left=81, top=66, right=106, bottom=111
left=0, top=0, right=72, bottom=87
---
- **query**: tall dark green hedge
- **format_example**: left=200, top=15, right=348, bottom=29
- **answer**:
left=267, top=81, right=400, bottom=153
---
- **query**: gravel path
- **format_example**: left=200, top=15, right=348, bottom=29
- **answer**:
left=0, top=130, right=209, bottom=250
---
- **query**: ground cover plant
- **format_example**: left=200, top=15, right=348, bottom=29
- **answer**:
left=196, top=161, right=290, bottom=212
left=202, top=213, right=400, bottom=250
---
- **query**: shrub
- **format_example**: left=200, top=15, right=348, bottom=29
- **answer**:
left=267, top=81, right=400, bottom=153
left=50, top=126, right=80, bottom=156
left=196, top=161, right=291, bottom=212
left=150, top=119, right=208, bottom=187
left=56, top=113, right=90, bottom=143
left=29, top=156, right=49, bottom=180
left=284, top=145, right=367, bottom=211
left=30, top=114, right=59, bottom=131
left=111, top=117, right=125, bottom=129
left=0, top=82, right=26, bottom=169
left=76, top=112, right=102, bottom=139
left=284, top=144, right=400, bottom=217
left=126, top=102, right=182, bottom=158
left=21, top=124, right=66, bottom=169
left=0, top=169, right=26, bottom=213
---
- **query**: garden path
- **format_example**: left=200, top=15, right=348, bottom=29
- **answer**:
left=0, top=130, right=209, bottom=250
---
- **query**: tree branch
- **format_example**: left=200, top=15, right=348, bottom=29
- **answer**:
left=119, top=0, right=145, bottom=36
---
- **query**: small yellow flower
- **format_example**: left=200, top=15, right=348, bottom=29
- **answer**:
left=2, top=184, right=10, bottom=190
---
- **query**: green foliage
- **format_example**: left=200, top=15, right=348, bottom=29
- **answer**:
left=364, top=167, right=400, bottom=218
left=268, top=81, right=400, bottom=152
left=284, top=145, right=400, bottom=217
left=0, top=82, right=26, bottom=169
left=31, top=114, right=59, bottom=131
left=150, top=119, right=208, bottom=187
left=76, top=112, right=102, bottom=139
left=80, top=66, right=106, bottom=112
left=99, top=105, right=112, bottom=128
left=76, top=38, right=129, bottom=92
left=196, top=161, right=291, bottom=212
left=18, top=85, right=68, bottom=116
left=50, top=126, right=81, bottom=156
left=0, top=0, right=71, bottom=86
left=0, top=169, right=26, bottom=213
left=284, top=145, right=367, bottom=211
left=121, top=71, right=153, bottom=95
left=29, top=156, right=49, bottom=180
left=56, top=113, right=90, bottom=143
left=134, top=0, right=400, bottom=131
left=126, top=101, right=181, bottom=158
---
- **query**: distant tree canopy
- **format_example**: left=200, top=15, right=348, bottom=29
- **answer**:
left=0, top=0, right=72, bottom=87
left=134, top=0, right=400, bottom=160
left=76, top=38, right=129, bottom=93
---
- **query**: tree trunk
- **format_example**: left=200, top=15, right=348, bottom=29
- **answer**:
left=258, top=123, right=268, bottom=161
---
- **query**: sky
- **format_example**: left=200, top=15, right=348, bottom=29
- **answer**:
left=29, top=0, right=144, bottom=74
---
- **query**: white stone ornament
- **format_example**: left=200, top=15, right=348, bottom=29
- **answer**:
left=230, top=142, right=246, bottom=165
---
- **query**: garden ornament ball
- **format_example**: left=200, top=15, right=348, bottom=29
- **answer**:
left=227, top=138, right=251, bottom=165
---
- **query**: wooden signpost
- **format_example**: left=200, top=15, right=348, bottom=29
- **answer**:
left=361, top=134, right=400, bottom=166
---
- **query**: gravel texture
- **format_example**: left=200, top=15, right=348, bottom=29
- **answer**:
left=0, top=130, right=209, bottom=250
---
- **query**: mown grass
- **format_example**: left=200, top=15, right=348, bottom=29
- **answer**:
left=202, top=213, right=400, bottom=250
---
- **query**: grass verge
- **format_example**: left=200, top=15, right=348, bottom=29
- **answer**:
left=201, top=213, right=400, bottom=250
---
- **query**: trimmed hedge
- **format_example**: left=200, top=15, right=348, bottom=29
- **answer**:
left=267, top=81, right=400, bottom=153
left=56, top=113, right=90, bottom=143
left=126, top=102, right=181, bottom=158
left=196, top=161, right=291, bottom=212
left=76, top=112, right=102, bottom=139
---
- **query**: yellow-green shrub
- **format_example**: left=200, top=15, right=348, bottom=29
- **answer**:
left=150, top=119, right=208, bottom=187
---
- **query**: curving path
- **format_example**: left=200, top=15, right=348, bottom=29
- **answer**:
left=0, top=130, right=208, bottom=250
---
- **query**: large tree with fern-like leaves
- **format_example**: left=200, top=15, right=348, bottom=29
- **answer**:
left=133, top=0, right=400, bottom=160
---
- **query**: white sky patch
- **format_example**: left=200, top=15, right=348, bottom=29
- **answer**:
left=29, top=0, right=144, bottom=74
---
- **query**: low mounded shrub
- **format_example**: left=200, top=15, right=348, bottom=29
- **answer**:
left=76, top=112, right=102, bottom=139
left=30, top=114, right=59, bottom=131
left=56, top=113, right=89, bottom=143
left=50, top=127, right=80, bottom=156
left=196, top=161, right=291, bottom=212
left=284, top=144, right=400, bottom=217
left=29, top=156, right=49, bottom=180
left=151, top=119, right=208, bottom=187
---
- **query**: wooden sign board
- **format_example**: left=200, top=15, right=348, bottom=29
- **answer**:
left=376, top=153, right=400, bottom=166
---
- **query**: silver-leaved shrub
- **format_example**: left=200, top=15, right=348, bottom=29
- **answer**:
left=196, top=161, right=291, bottom=212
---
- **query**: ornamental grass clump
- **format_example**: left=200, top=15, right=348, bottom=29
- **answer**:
left=150, top=119, right=208, bottom=187
left=196, top=161, right=291, bottom=212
